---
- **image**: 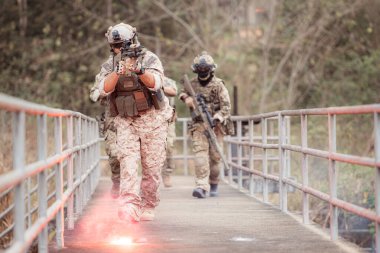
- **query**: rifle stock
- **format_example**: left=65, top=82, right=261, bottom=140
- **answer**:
left=183, top=74, right=230, bottom=171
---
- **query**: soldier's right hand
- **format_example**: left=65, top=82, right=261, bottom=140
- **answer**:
left=89, top=88, right=100, bottom=102
left=116, top=61, right=126, bottom=75
left=184, top=97, right=195, bottom=109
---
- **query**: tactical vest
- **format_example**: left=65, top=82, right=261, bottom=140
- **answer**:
left=109, top=74, right=166, bottom=117
left=108, top=74, right=149, bottom=117
left=192, top=78, right=235, bottom=136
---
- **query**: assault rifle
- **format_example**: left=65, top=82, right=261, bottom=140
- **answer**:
left=121, top=42, right=144, bottom=59
left=118, top=42, right=166, bottom=109
left=183, top=74, right=230, bottom=171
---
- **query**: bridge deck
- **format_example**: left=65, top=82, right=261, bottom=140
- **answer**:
left=50, top=176, right=363, bottom=253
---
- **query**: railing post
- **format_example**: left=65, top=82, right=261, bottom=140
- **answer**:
left=54, top=116, right=64, bottom=248
left=95, top=120, right=100, bottom=190
left=374, top=112, right=380, bottom=253
left=13, top=111, right=26, bottom=245
left=87, top=120, right=92, bottom=200
left=75, top=116, right=82, bottom=216
left=80, top=118, right=86, bottom=209
left=262, top=118, right=268, bottom=202
left=237, top=120, right=243, bottom=190
left=27, top=177, right=31, bottom=228
left=328, top=114, right=338, bottom=241
left=26, top=177, right=31, bottom=232
left=183, top=120, right=188, bottom=176
left=278, top=113, right=287, bottom=212
left=269, top=121, right=275, bottom=175
left=249, top=119, right=254, bottom=196
left=37, top=114, right=48, bottom=252
left=228, top=135, right=233, bottom=184
left=67, top=115, right=74, bottom=230
left=82, top=119, right=88, bottom=205
left=301, top=114, right=309, bottom=224
left=286, top=117, right=291, bottom=181
left=90, top=121, right=94, bottom=193
left=85, top=119, right=89, bottom=201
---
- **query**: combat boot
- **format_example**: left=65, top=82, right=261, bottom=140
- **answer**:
left=210, top=184, right=218, bottom=197
left=192, top=188, right=206, bottom=198
left=140, top=208, right=155, bottom=221
left=110, top=183, right=120, bottom=199
left=118, top=206, right=140, bottom=223
left=162, top=175, right=172, bottom=188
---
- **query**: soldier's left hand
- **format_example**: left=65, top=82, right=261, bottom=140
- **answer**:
left=90, top=88, right=100, bottom=102
left=126, top=58, right=144, bottom=74
left=212, top=113, right=225, bottom=125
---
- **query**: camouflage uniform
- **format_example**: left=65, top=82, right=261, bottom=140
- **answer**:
left=180, top=76, right=232, bottom=192
left=90, top=55, right=120, bottom=187
left=162, top=77, right=178, bottom=183
left=97, top=50, right=172, bottom=221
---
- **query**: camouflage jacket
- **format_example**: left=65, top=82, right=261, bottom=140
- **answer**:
left=163, top=77, right=178, bottom=106
left=179, top=76, right=231, bottom=120
left=90, top=50, right=166, bottom=128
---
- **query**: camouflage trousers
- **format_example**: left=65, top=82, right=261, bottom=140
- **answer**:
left=162, top=121, right=176, bottom=176
left=104, top=127, right=120, bottom=184
left=190, top=123, right=224, bottom=192
left=115, top=106, right=171, bottom=219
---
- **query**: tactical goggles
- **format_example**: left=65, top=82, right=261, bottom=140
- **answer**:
left=194, top=63, right=212, bottom=73
left=111, top=43, right=123, bottom=49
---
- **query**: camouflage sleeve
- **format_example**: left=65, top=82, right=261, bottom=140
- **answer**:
left=142, top=51, right=164, bottom=91
left=218, top=81, right=232, bottom=118
left=90, top=56, right=114, bottom=101
left=163, top=77, right=178, bottom=97
left=178, top=78, right=193, bottom=101
left=163, top=77, right=178, bottom=92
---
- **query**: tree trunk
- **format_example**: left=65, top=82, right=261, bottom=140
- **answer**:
left=17, top=0, right=27, bottom=37
left=106, top=0, right=112, bottom=20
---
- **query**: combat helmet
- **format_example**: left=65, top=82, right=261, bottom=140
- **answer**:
left=105, top=23, right=140, bottom=47
left=191, top=51, right=217, bottom=75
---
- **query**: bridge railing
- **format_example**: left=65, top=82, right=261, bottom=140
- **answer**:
left=0, top=93, right=101, bottom=253
left=221, top=105, right=380, bottom=252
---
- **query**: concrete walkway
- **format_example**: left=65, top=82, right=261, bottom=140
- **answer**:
left=50, top=176, right=364, bottom=253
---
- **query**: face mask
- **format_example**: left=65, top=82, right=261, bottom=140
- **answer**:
left=198, top=71, right=211, bottom=80
left=198, top=73, right=213, bottom=86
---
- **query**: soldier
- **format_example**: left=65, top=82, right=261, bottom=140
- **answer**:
left=162, top=77, right=178, bottom=187
left=95, top=23, right=173, bottom=222
left=179, top=51, right=233, bottom=198
left=90, top=71, right=120, bottom=200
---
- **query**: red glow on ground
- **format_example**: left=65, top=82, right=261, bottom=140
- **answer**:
left=109, top=236, right=134, bottom=246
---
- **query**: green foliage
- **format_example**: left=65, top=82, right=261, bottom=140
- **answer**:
left=0, top=0, right=379, bottom=115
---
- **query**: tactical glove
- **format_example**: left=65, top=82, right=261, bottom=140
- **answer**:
left=90, top=88, right=100, bottom=102
left=212, top=113, right=225, bottom=125
left=116, top=61, right=126, bottom=75
left=126, top=59, right=145, bottom=75
left=184, top=97, right=195, bottom=109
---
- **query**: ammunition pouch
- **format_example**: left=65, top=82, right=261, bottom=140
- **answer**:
left=151, top=88, right=166, bottom=110
left=114, top=92, right=138, bottom=117
left=109, top=73, right=165, bottom=117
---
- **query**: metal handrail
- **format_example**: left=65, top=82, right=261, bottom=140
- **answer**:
left=0, top=93, right=101, bottom=253
left=218, top=104, right=380, bottom=252
left=2, top=93, right=376, bottom=252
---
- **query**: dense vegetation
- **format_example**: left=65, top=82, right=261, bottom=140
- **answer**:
left=1, top=0, right=378, bottom=117
left=0, top=0, right=379, bottom=250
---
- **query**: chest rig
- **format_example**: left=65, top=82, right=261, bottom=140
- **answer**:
left=109, top=73, right=154, bottom=117
left=196, top=82, right=220, bottom=115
